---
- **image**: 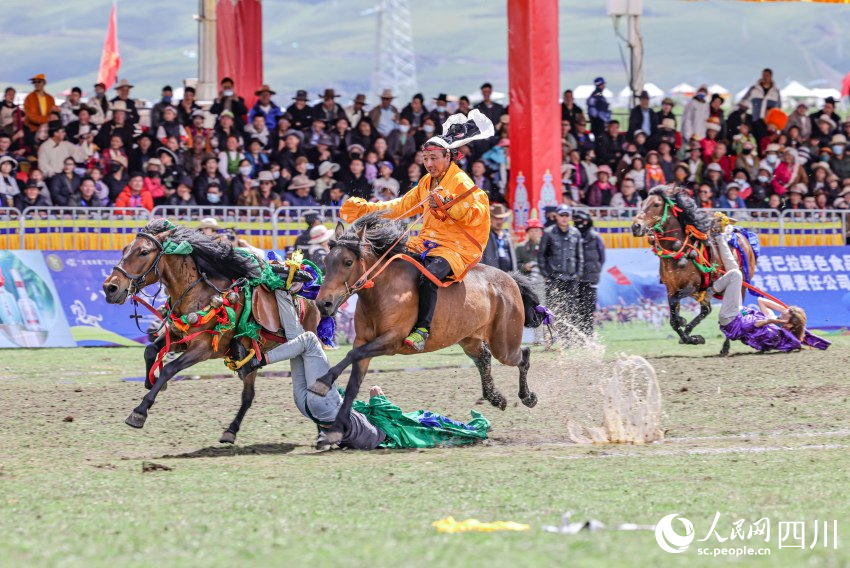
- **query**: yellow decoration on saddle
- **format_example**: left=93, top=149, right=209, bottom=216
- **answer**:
left=285, top=250, right=304, bottom=289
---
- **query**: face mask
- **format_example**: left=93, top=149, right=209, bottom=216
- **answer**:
left=398, top=125, right=410, bottom=133
left=437, top=106, right=447, bottom=112
left=272, top=170, right=280, bottom=180
left=423, top=125, right=435, bottom=134
left=627, top=151, right=637, bottom=157
left=757, top=175, right=769, bottom=183
left=223, top=89, right=234, bottom=97
left=742, top=148, right=752, bottom=155
left=821, top=155, right=831, bottom=162
left=239, top=166, right=252, bottom=176
left=207, top=193, right=221, bottom=204
left=73, top=167, right=86, bottom=176
left=695, top=93, right=705, bottom=101
left=833, top=145, right=845, bottom=155
left=162, top=96, right=172, bottom=104
left=766, top=154, right=778, bottom=164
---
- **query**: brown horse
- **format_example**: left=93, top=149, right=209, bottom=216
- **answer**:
left=103, top=219, right=320, bottom=443
left=308, top=212, right=547, bottom=445
left=632, top=185, right=756, bottom=355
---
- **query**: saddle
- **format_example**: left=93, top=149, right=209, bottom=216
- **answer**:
left=249, top=261, right=310, bottom=335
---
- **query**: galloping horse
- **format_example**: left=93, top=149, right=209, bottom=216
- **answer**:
left=631, top=185, right=757, bottom=355
left=103, top=219, right=320, bottom=443
left=308, top=212, right=547, bottom=445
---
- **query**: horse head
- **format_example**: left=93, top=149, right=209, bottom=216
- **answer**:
left=632, top=190, right=668, bottom=237
left=316, top=222, right=369, bottom=317
left=103, top=227, right=172, bottom=304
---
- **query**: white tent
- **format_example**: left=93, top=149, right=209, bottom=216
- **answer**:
left=811, top=88, right=842, bottom=103
left=573, top=84, right=613, bottom=101
left=616, top=82, right=664, bottom=106
left=670, top=82, right=696, bottom=96
left=708, top=83, right=729, bottom=96
left=781, top=81, right=815, bottom=99
left=733, top=86, right=750, bottom=104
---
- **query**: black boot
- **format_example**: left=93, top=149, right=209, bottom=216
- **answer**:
left=228, top=340, right=267, bottom=380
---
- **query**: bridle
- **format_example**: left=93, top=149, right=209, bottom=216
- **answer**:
left=113, top=232, right=165, bottom=296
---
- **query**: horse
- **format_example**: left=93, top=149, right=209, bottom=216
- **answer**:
left=632, top=185, right=757, bottom=355
left=102, top=219, right=321, bottom=443
left=308, top=212, right=547, bottom=445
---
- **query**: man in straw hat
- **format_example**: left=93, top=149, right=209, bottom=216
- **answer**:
left=344, top=94, right=368, bottom=129
left=368, top=89, right=400, bottom=136
left=829, top=134, right=850, bottom=180
left=286, top=90, right=314, bottom=131
left=313, top=88, right=346, bottom=127
left=249, top=84, right=284, bottom=130
left=110, top=78, right=140, bottom=124
left=339, top=109, right=496, bottom=351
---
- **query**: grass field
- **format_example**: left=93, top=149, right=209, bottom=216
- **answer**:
left=1, top=325, right=849, bottom=567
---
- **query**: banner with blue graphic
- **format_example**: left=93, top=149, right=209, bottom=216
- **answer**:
left=597, top=246, right=850, bottom=330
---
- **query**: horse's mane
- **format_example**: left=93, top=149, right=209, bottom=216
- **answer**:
left=141, top=219, right=261, bottom=281
left=332, top=211, right=409, bottom=257
left=649, top=185, right=712, bottom=234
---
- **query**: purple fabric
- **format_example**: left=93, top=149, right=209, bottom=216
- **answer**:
left=803, top=330, right=831, bottom=351
left=317, top=316, right=336, bottom=348
left=720, top=306, right=826, bottom=353
left=535, top=305, right=555, bottom=326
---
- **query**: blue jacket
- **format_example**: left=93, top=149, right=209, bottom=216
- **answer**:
left=248, top=101, right=285, bottom=131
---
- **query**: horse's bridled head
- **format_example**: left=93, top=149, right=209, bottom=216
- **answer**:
left=316, top=245, right=360, bottom=317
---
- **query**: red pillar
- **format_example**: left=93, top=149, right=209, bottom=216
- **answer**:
left=507, top=0, right=561, bottom=232
left=217, top=0, right=263, bottom=104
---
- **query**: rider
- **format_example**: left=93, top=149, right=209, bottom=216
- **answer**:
left=708, top=215, right=829, bottom=353
left=338, top=109, right=495, bottom=351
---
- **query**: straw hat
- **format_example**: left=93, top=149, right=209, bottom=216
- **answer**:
left=288, top=175, right=316, bottom=190
left=308, top=225, right=332, bottom=245
left=198, top=218, right=220, bottom=230
left=489, top=203, right=511, bottom=219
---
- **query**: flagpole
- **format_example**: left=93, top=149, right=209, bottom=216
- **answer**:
left=196, top=0, right=218, bottom=102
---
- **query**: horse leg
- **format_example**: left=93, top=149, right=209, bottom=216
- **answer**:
left=720, top=337, right=731, bottom=357
left=306, top=350, right=355, bottom=396
left=668, top=293, right=691, bottom=344
left=143, top=335, right=166, bottom=390
left=322, top=357, right=371, bottom=446
left=220, top=370, right=256, bottom=444
left=460, top=338, right=506, bottom=411
left=517, top=346, right=537, bottom=408
left=125, top=344, right=208, bottom=428
left=681, top=300, right=710, bottom=345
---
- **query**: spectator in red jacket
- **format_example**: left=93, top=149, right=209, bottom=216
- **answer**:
left=114, top=172, right=154, bottom=213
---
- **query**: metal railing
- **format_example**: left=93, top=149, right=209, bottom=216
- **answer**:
left=4, top=205, right=848, bottom=251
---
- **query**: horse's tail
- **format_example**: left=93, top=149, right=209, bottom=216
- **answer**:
left=509, top=271, right=547, bottom=328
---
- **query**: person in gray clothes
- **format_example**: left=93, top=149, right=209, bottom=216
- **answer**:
left=537, top=204, right=584, bottom=342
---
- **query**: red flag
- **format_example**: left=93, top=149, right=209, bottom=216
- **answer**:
left=842, top=72, right=850, bottom=98
left=96, top=3, right=121, bottom=90
left=607, top=266, right=632, bottom=286
left=217, top=0, right=263, bottom=105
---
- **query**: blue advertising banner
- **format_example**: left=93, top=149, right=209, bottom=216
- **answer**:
left=0, top=251, right=75, bottom=348
left=597, top=246, right=850, bottom=330
left=43, top=251, right=155, bottom=347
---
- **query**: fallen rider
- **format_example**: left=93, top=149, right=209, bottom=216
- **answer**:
left=708, top=219, right=830, bottom=353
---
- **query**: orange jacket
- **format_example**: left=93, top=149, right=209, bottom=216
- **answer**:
left=114, top=186, right=154, bottom=213
left=23, top=91, right=56, bottom=131
left=340, top=162, right=490, bottom=279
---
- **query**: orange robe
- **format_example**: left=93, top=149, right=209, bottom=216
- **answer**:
left=340, top=162, right=490, bottom=279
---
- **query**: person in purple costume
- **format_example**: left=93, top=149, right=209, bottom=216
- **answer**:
left=709, top=223, right=830, bottom=353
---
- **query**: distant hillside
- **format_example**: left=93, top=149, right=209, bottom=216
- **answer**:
left=2, top=0, right=849, bottom=103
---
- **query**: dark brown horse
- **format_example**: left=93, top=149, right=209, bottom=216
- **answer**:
left=103, top=219, right=320, bottom=443
left=308, top=212, right=547, bottom=445
left=631, top=185, right=757, bottom=355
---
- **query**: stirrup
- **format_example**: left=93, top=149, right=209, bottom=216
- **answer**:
left=225, top=349, right=256, bottom=371
left=403, top=328, right=429, bottom=352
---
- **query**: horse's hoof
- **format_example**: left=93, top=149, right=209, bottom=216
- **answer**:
left=719, top=350, right=730, bottom=357
left=521, top=392, right=538, bottom=408
left=220, top=431, right=236, bottom=444
left=490, top=395, right=507, bottom=411
left=691, top=335, right=705, bottom=345
left=125, top=411, right=147, bottom=429
left=307, top=380, right=331, bottom=397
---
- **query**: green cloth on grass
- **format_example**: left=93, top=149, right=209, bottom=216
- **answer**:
left=352, top=395, right=490, bottom=449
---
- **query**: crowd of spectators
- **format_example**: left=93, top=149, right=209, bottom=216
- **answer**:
left=1, top=68, right=848, bottom=223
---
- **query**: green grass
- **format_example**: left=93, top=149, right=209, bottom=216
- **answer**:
left=1, top=332, right=849, bottom=567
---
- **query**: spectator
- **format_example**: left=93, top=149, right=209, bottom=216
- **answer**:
left=59, top=86, right=83, bottom=125
left=250, top=85, right=285, bottom=131
left=771, top=147, right=807, bottom=196
left=344, top=94, right=368, bottom=129
left=405, top=163, right=423, bottom=192
left=708, top=141, right=734, bottom=180
left=572, top=210, right=605, bottom=338
left=657, top=141, right=676, bottom=182
left=218, top=135, right=244, bottom=182
left=829, top=134, right=850, bottom=180
left=0, top=88, right=24, bottom=140
left=340, top=158, right=370, bottom=199
left=65, top=104, right=98, bottom=146
left=175, top=86, right=199, bottom=126
left=708, top=94, right=727, bottom=139
left=740, top=68, right=781, bottom=124
left=414, top=117, right=436, bottom=148
left=306, top=225, right=332, bottom=272
left=284, top=175, right=320, bottom=209
left=320, top=182, right=348, bottom=208
left=87, top=82, right=108, bottom=125
left=760, top=143, right=781, bottom=175
left=313, top=88, right=346, bottom=127
left=23, top=74, right=57, bottom=133
left=110, top=79, right=140, bottom=124
left=809, top=96, right=841, bottom=136
left=469, top=160, right=494, bottom=198
left=628, top=90, right=658, bottom=141
left=244, top=114, right=270, bottom=148
left=315, top=161, right=340, bottom=199
left=656, top=97, right=676, bottom=131
left=114, top=172, right=154, bottom=213
left=346, top=120, right=377, bottom=154
left=294, top=210, right=323, bottom=249
left=681, top=85, right=709, bottom=142
left=538, top=204, right=583, bottom=339
left=169, top=175, right=197, bottom=206
left=275, top=132, right=306, bottom=174
left=809, top=162, right=832, bottom=194
left=610, top=177, right=642, bottom=210
left=703, top=163, right=727, bottom=198
left=482, top=204, right=517, bottom=272
left=672, top=163, right=690, bottom=186
left=286, top=90, right=314, bottom=131
left=813, top=115, right=836, bottom=147
left=229, top=158, right=255, bottom=203
left=644, top=151, right=666, bottom=190
left=150, top=85, right=173, bottom=132
left=561, top=89, right=584, bottom=130
left=38, top=124, right=90, bottom=180
left=104, top=157, right=128, bottom=203
left=580, top=149, right=599, bottom=183
left=785, top=184, right=806, bottom=210
left=142, top=158, right=168, bottom=205
left=210, top=77, right=249, bottom=129
left=584, top=165, right=615, bottom=207
left=194, top=157, right=228, bottom=204
left=386, top=117, right=416, bottom=164
left=241, top=170, right=282, bottom=209
left=625, top=156, right=648, bottom=196
left=597, top=120, right=625, bottom=169
left=735, top=140, right=760, bottom=181
left=212, top=111, right=243, bottom=150
left=586, top=76, right=611, bottom=139
left=429, top=93, right=451, bottom=131
left=156, top=106, right=188, bottom=147
left=785, top=103, right=812, bottom=141
left=701, top=118, right=722, bottom=159
left=731, top=121, right=757, bottom=156
left=695, top=182, right=718, bottom=209
left=14, top=180, right=49, bottom=211
left=685, top=142, right=704, bottom=183
left=718, top=183, right=746, bottom=210
left=372, top=161, right=399, bottom=201
left=95, top=101, right=134, bottom=150
left=476, top=82, right=506, bottom=127
left=369, top=89, right=400, bottom=137
left=69, top=176, right=101, bottom=208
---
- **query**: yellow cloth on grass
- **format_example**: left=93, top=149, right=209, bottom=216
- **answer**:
left=432, top=516, right=530, bottom=533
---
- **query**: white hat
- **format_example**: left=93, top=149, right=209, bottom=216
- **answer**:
left=318, top=161, right=341, bottom=177
left=308, top=225, right=332, bottom=245
left=198, top=217, right=220, bottom=230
